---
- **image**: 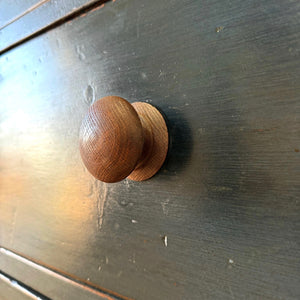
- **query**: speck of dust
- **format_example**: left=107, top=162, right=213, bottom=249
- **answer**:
left=131, top=219, right=138, bottom=223
left=229, top=259, right=234, bottom=264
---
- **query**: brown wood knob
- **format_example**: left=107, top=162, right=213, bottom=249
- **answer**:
left=79, top=96, right=168, bottom=183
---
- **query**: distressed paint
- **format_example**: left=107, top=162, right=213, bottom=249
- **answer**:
left=0, top=0, right=300, bottom=299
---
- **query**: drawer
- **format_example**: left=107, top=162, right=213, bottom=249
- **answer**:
left=0, top=0, right=300, bottom=299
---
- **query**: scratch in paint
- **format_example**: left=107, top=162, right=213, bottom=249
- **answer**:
left=95, top=181, right=108, bottom=230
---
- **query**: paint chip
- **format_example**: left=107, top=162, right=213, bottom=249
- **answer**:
left=216, top=26, right=224, bottom=33
left=162, top=235, right=168, bottom=247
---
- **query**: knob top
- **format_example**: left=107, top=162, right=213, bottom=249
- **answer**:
left=79, top=96, right=144, bottom=183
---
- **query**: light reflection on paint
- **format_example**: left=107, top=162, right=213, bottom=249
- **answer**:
left=1, top=109, right=32, bottom=133
left=0, top=36, right=99, bottom=260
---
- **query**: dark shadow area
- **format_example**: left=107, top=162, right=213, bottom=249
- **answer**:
left=152, top=104, right=194, bottom=177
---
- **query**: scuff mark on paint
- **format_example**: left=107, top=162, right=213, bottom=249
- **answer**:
left=97, top=182, right=108, bottom=229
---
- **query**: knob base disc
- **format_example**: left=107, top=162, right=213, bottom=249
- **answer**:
left=128, top=102, right=168, bottom=181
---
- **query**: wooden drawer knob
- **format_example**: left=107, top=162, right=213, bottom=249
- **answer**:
left=79, top=96, right=168, bottom=183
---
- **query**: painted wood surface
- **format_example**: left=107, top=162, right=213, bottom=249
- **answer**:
left=0, top=0, right=299, bottom=299
left=0, top=271, right=48, bottom=300
left=0, top=0, right=102, bottom=52
left=0, top=248, right=121, bottom=300
left=0, top=0, right=38, bottom=27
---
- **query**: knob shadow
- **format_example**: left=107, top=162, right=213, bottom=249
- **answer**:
left=153, top=105, right=194, bottom=177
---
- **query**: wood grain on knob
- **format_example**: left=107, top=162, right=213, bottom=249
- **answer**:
left=79, top=96, right=168, bottom=183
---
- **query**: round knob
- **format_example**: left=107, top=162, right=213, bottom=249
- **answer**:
left=79, top=96, right=168, bottom=183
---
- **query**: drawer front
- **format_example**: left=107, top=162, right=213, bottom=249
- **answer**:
left=1, top=0, right=299, bottom=299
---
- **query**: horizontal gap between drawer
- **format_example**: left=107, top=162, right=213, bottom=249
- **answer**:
left=0, top=270, right=50, bottom=299
left=0, top=0, right=110, bottom=55
left=0, top=247, right=130, bottom=300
